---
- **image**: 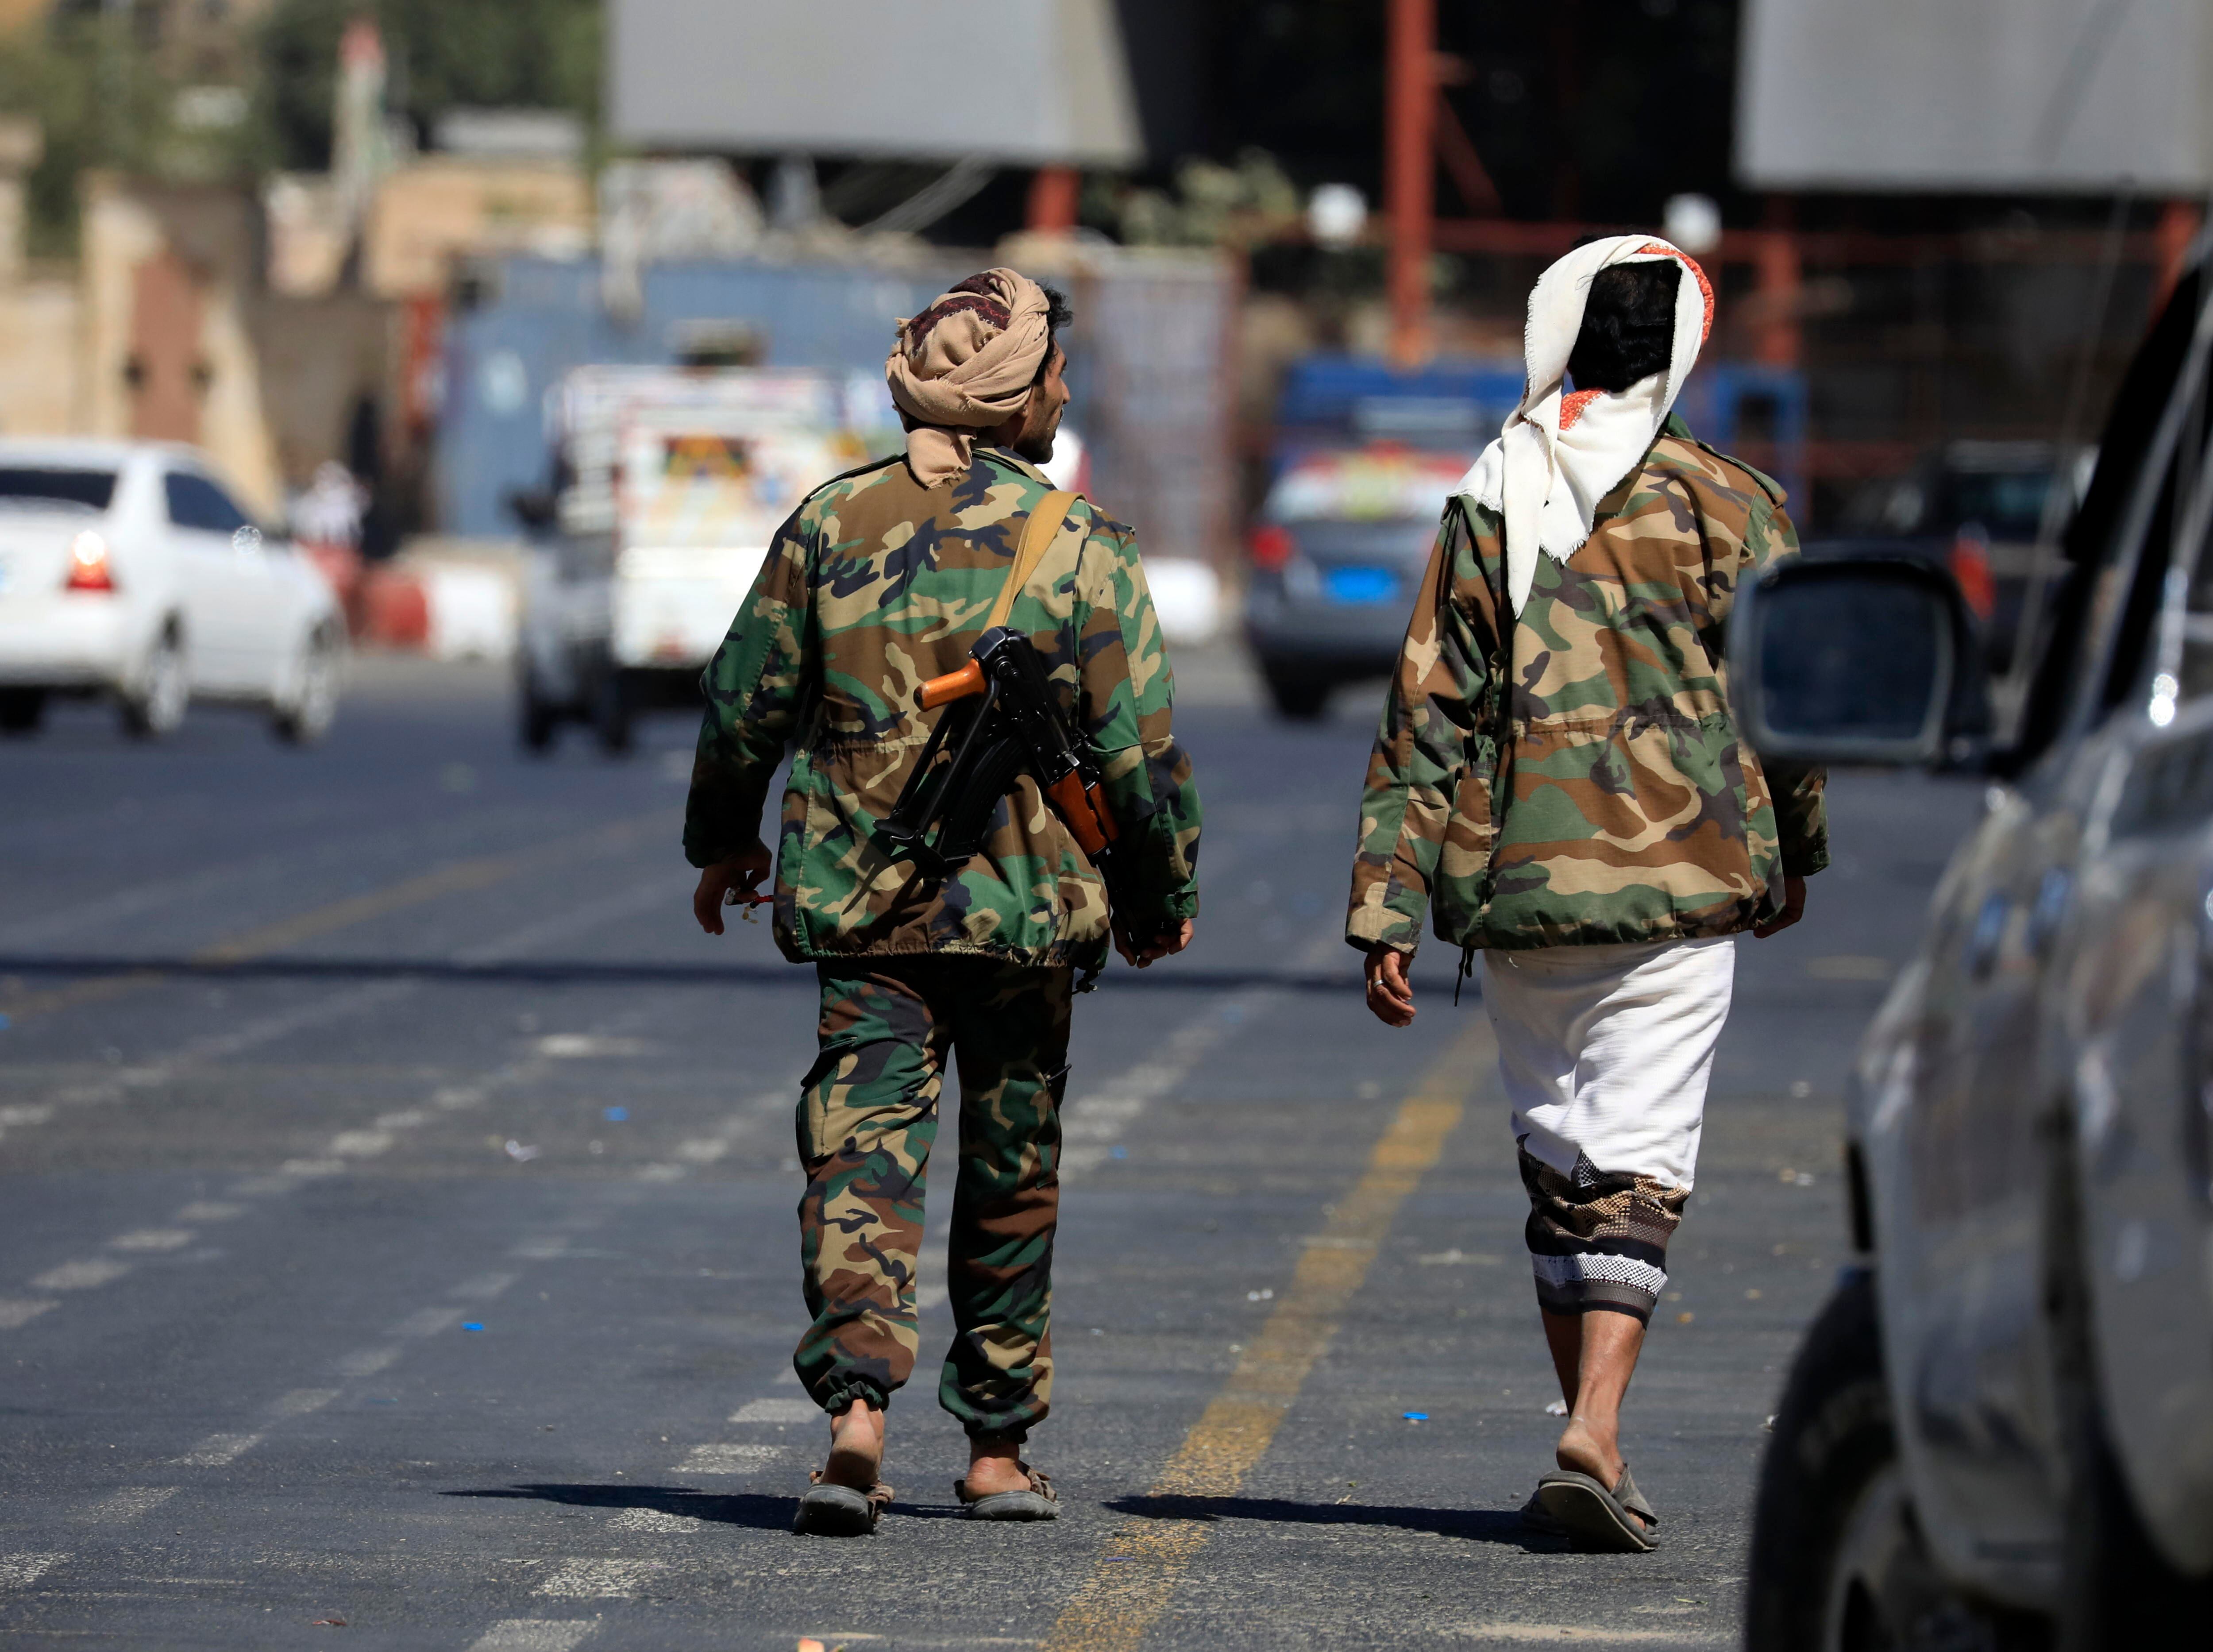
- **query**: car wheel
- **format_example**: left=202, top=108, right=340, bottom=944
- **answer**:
left=1746, top=1269, right=2026, bottom=1651
left=1263, top=664, right=1331, bottom=721
left=271, top=627, right=341, bottom=745
left=517, top=661, right=559, bottom=755
left=593, top=668, right=634, bottom=756
left=0, top=687, right=45, bottom=736
left=118, top=625, right=188, bottom=740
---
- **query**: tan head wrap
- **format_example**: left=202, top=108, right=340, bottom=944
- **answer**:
left=885, top=267, right=1052, bottom=487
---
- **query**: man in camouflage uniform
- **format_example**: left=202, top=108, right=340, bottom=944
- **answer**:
left=686, top=269, right=1201, bottom=1535
left=1347, top=237, right=1826, bottom=1552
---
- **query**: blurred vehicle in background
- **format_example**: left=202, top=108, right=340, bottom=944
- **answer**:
left=515, top=367, right=888, bottom=754
left=1243, top=440, right=1476, bottom=719
left=0, top=441, right=344, bottom=744
left=1812, top=440, right=2096, bottom=671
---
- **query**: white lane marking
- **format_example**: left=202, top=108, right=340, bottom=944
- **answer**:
left=328, top=1130, right=394, bottom=1158
left=669, top=1444, right=782, bottom=1475
left=450, top=1272, right=517, bottom=1301
left=509, top=1236, right=569, bottom=1261
left=279, top=1158, right=346, bottom=1178
left=271, top=1389, right=339, bottom=1419
left=0, top=1104, right=55, bottom=1142
left=81, top=1487, right=177, bottom=1524
left=0, top=1299, right=56, bottom=1329
left=771, top=1366, right=802, bottom=1388
left=606, top=1507, right=698, bottom=1534
left=374, top=1109, right=430, bottom=1130
left=536, top=1034, right=648, bottom=1059
left=533, top=1558, right=664, bottom=1598
left=30, top=1258, right=130, bottom=1292
left=467, top=1622, right=598, bottom=1652
left=634, top=1080, right=802, bottom=1184
left=335, top=1347, right=400, bottom=1378
left=108, top=1228, right=195, bottom=1252
left=393, top=1307, right=463, bottom=1338
left=729, top=1398, right=817, bottom=1424
left=434, top=1086, right=486, bottom=1111
left=173, top=1432, right=260, bottom=1467
left=0, top=1553, right=66, bottom=1589
left=175, top=1202, right=244, bottom=1223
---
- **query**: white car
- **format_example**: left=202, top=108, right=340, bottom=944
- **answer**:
left=0, top=440, right=344, bottom=742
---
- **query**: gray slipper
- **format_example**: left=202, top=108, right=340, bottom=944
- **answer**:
left=1535, top=1464, right=1658, bottom=1553
left=954, top=1463, right=1058, bottom=1521
left=1519, top=1488, right=1567, bottom=1536
left=792, top=1471, right=894, bottom=1536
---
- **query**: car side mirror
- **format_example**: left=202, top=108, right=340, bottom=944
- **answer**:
left=1729, top=553, right=1989, bottom=767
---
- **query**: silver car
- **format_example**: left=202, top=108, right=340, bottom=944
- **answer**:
left=1242, top=444, right=1475, bottom=720
left=1733, top=252, right=2213, bottom=1647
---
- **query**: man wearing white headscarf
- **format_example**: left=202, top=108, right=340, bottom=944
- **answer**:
left=1345, top=235, right=1829, bottom=1552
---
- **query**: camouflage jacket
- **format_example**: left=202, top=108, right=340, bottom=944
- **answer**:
left=1346, top=416, right=1828, bottom=957
left=684, top=446, right=1202, bottom=971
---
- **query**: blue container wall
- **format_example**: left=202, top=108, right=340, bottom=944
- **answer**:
left=439, top=256, right=972, bottom=537
left=1273, top=352, right=1808, bottom=513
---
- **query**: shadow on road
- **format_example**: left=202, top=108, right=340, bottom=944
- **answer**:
left=0, top=953, right=1369, bottom=996
left=442, top=1482, right=974, bottom=1527
left=1104, top=1492, right=1561, bottom=1551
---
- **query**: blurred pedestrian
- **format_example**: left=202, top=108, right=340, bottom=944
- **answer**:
left=1346, top=235, right=1827, bottom=1552
left=685, top=268, right=1202, bottom=1536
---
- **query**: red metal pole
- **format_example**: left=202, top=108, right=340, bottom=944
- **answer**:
left=1027, top=166, right=1080, bottom=234
left=1386, top=0, right=1434, bottom=368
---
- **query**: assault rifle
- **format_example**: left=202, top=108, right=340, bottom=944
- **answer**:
left=873, top=490, right=1164, bottom=966
left=876, top=624, right=1161, bottom=959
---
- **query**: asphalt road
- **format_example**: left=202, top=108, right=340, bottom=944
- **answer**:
left=0, top=649, right=1985, bottom=1651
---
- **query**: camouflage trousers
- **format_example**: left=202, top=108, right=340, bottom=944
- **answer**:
left=794, top=957, right=1072, bottom=1440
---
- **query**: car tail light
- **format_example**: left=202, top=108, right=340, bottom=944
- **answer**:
left=1949, top=529, right=1994, bottom=621
left=64, top=530, right=114, bottom=592
left=1249, top=524, right=1294, bottom=571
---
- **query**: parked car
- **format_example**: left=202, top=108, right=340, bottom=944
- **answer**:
left=1734, top=258, right=2213, bottom=1648
left=0, top=440, right=343, bottom=743
left=1242, top=442, right=1476, bottom=719
left=1817, top=440, right=2096, bottom=671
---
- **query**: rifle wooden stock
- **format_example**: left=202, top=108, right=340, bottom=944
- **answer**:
left=1043, top=770, right=1111, bottom=856
left=918, top=660, right=985, bottom=710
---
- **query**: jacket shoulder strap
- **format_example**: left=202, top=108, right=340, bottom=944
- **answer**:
left=986, top=489, right=1080, bottom=630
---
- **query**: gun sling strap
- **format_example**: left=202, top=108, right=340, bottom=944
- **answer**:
left=989, top=489, right=1079, bottom=627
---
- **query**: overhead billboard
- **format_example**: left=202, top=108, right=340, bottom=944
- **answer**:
left=1738, top=0, right=2213, bottom=192
left=608, top=0, right=1144, bottom=166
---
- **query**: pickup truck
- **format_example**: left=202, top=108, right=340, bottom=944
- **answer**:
left=1735, top=249, right=2213, bottom=1648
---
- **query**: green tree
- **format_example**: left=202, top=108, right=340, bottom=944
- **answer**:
left=254, top=0, right=601, bottom=172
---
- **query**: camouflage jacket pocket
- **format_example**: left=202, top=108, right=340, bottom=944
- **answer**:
left=1430, top=738, right=1499, bottom=942
left=1482, top=710, right=1769, bottom=948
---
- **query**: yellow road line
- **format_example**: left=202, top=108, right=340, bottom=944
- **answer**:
left=1041, top=1016, right=1494, bottom=1652
left=0, top=811, right=673, bottom=1024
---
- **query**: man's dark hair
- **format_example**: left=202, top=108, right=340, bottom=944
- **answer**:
left=1567, top=262, right=1680, bottom=393
left=1033, top=283, right=1074, bottom=385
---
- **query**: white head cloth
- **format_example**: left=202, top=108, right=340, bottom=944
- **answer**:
left=1456, top=234, right=1714, bottom=613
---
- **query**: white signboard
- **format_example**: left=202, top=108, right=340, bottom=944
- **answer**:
left=609, top=0, right=1143, bottom=166
left=1738, top=0, right=2213, bottom=192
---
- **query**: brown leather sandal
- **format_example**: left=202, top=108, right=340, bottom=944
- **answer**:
left=954, top=1463, right=1059, bottom=1521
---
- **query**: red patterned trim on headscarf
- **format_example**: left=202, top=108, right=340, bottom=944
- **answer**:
left=1558, top=388, right=1604, bottom=431
left=1639, top=242, right=1713, bottom=344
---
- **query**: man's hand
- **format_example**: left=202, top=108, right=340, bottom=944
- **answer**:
left=1753, top=874, right=1807, bottom=939
left=1115, top=918, right=1194, bottom=969
left=1364, top=947, right=1416, bottom=1027
left=692, top=841, right=773, bottom=936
